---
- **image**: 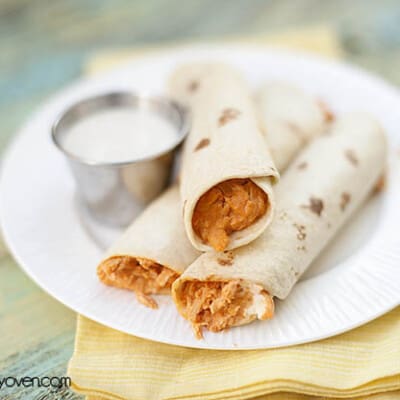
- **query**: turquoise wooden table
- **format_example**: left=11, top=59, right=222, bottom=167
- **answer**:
left=1, top=1, right=400, bottom=399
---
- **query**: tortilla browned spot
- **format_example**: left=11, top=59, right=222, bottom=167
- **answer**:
left=297, top=161, right=308, bottom=170
left=293, top=223, right=306, bottom=240
left=279, top=211, right=288, bottom=220
left=218, top=251, right=234, bottom=266
left=302, top=196, right=324, bottom=216
left=317, top=99, right=335, bottom=122
left=340, top=192, right=351, bottom=211
left=374, top=174, right=386, bottom=194
left=218, top=108, right=241, bottom=127
left=187, top=80, right=199, bottom=93
left=289, top=266, right=300, bottom=276
left=194, top=138, right=210, bottom=152
left=296, top=245, right=307, bottom=252
left=345, top=149, right=359, bottom=166
left=217, top=258, right=233, bottom=266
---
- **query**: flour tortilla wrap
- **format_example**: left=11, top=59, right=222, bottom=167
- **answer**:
left=169, top=69, right=331, bottom=173
left=98, top=79, right=329, bottom=308
left=97, top=186, right=200, bottom=308
left=174, top=64, right=280, bottom=252
left=172, top=113, right=387, bottom=337
left=168, top=63, right=229, bottom=107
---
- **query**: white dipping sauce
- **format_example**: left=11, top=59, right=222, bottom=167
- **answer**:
left=61, top=107, right=178, bottom=163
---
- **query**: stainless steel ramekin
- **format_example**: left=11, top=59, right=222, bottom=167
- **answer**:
left=52, top=91, right=188, bottom=227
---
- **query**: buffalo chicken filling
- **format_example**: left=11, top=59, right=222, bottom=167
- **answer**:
left=97, top=256, right=179, bottom=309
left=178, top=279, right=274, bottom=338
left=192, top=179, right=269, bottom=251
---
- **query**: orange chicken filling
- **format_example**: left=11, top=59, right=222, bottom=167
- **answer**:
left=192, top=179, right=269, bottom=251
left=97, top=256, right=179, bottom=309
left=178, top=279, right=274, bottom=339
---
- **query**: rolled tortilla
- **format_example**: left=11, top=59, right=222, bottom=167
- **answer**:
left=172, top=113, right=387, bottom=337
left=169, top=69, right=331, bottom=173
left=97, top=80, right=330, bottom=307
left=97, top=186, right=200, bottom=308
left=172, top=64, right=280, bottom=252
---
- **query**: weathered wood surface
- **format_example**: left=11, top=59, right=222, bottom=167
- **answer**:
left=1, top=1, right=400, bottom=398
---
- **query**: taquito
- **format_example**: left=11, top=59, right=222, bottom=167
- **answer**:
left=97, top=81, right=330, bottom=307
left=172, top=113, right=387, bottom=338
left=172, top=64, right=280, bottom=252
left=97, top=186, right=199, bottom=308
left=169, top=68, right=330, bottom=173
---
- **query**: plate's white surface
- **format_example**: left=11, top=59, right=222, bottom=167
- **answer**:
left=1, top=46, right=400, bottom=350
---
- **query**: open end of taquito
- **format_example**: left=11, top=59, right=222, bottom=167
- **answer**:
left=97, top=256, right=179, bottom=309
left=185, top=175, right=276, bottom=252
left=175, top=63, right=279, bottom=253
left=172, top=277, right=274, bottom=339
left=191, top=178, right=271, bottom=252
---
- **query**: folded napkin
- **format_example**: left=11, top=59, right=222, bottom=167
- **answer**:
left=68, top=27, right=400, bottom=400
left=70, top=309, right=400, bottom=400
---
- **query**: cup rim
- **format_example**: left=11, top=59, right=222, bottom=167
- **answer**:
left=51, top=91, right=189, bottom=167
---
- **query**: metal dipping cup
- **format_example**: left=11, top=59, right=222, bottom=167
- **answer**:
left=51, top=92, right=188, bottom=227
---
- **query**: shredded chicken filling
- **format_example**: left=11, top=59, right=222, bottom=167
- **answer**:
left=179, top=279, right=273, bottom=338
left=192, top=179, right=269, bottom=251
left=97, top=256, right=179, bottom=309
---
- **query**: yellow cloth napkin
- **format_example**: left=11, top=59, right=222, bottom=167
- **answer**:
left=68, top=27, right=400, bottom=400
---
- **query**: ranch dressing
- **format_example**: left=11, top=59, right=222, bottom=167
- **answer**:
left=61, top=107, right=178, bottom=163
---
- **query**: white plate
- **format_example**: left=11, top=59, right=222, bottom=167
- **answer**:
left=1, top=46, right=400, bottom=350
